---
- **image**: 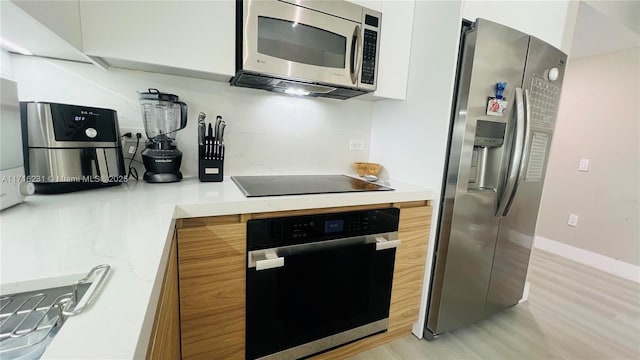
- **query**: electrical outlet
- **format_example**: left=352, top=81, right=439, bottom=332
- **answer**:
left=120, top=127, right=146, bottom=176
left=120, top=127, right=145, bottom=140
left=349, top=139, right=365, bottom=151
left=578, top=158, right=590, bottom=172
left=567, top=213, right=579, bottom=227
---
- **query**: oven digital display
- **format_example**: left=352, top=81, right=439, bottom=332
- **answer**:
left=324, top=219, right=344, bottom=234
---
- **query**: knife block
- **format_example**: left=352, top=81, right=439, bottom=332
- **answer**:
left=199, top=158, right=223, bottom=182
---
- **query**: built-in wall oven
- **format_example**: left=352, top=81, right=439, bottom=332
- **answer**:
left=246, top=208, right=400, bottom=359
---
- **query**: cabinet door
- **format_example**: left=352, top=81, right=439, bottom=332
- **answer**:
left=177, top=216, right=246, bottom=360
left=11, top=0, right=83, bottom=50
left=347, top=0, right=382, bottom=12
left=351, top=0, right=415, bottom=100
left=373, top=0, right=415, bottom=100
left=388, top=203, right=431, bottom=333
left=79, top=0, right=235, bottom=78
left=147, top=232, right=180, bottom=360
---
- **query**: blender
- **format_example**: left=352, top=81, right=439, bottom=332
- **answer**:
left=139, top=88, right=187, bottom=183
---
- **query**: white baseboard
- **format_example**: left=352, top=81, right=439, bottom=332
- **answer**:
left=518, top=281, right=530, bottom=303
left=534, top=236, right=640, bottom=283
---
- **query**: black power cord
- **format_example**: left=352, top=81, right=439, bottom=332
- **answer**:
left=125, top=133, right=142, bottom=181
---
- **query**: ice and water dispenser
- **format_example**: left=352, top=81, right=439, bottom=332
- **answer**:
left=468, top=120, right=506, bottom=191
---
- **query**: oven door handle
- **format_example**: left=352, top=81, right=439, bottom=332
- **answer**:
left=248, top=233, right=400, bottom=270
left=375, top=236, right=401, bottom=251
left=253, top=249, right=285, bottom=271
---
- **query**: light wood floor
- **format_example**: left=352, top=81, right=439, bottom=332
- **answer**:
left=349, top=249, right=640, bottom=360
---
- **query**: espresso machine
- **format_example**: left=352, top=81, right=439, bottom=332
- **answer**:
left=139, top=89, right=187, bottom=183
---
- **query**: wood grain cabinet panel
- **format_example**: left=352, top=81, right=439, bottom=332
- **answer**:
left=172, top=202, right=431, bottom=360
left=388, top=205, right=432, bottom=333
left=147, top=233, right=181, bottom=360
left=177, top=219, right=246, bottom=360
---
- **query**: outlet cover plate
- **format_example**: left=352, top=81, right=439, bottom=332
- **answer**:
left=349, top=139, right=365, bottom=151
left=120, top=128, right=146, bottom=174
left=578, top=158, right=590, bottom=172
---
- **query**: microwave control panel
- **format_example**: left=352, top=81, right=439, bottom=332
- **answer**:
left=361, top=29, right=378, bottom=85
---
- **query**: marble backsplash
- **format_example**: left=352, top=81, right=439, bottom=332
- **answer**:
left=8, top=54, right=374, bottom=178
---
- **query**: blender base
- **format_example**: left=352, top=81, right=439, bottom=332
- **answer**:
left=143, top=171, right=183, bottom=183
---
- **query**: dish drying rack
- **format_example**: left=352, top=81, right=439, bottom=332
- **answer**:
left=0, top=264, right=110, bottom=357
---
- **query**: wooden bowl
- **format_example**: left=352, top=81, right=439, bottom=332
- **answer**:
left=353, top=162, right=382, bottom=177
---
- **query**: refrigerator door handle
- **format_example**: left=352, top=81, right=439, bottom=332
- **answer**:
left=496, top=87, right=527, bottom=217
left=503, top=88, right=533, bottom=216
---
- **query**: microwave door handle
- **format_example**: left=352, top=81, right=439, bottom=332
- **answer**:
left=349, top=25, right=361, bottom=85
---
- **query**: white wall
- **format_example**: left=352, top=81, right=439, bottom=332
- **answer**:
left=369, top=0, right=464, bottom=338
left=1, top=50, right=13, bottom=78
left=536, top=47, right=640, bottom=266
left=369, top=2, right=461, bottom=188
left=8, top=54, right=374, bottom=178
left=584, top=0, right=640, bottom=34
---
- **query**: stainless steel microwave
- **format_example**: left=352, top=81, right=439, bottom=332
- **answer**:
left=231, top=0, right=382, bottom=100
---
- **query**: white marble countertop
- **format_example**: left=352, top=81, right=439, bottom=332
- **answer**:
left=0, top=175, right=434, bottom=359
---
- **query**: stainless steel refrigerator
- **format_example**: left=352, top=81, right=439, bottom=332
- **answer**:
left=425, top=18, right=566, bottom=337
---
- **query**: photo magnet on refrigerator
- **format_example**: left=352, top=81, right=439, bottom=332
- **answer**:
left=486, top=97, right=508, bottom=116
left=487, top=81, right=508, bottom=116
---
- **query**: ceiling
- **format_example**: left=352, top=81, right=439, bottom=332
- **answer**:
left=570, top=0, right=640, bottom=59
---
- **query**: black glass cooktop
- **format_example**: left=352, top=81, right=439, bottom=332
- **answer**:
left=231, top=175, right=393, bottom=197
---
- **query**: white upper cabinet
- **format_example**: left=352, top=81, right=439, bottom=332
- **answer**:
left=2, top=0, right=88, bottom=63
left=9, top=0, right=414, bottom=101
left=349, top=0, right=415, bottom=100
left=373, top=0, right=415, bottom=100
left=347, top=0, right=382, bottom=12
left=79, top=0, right=235, bottom=80
left=11, top=0, right=83, bottom=50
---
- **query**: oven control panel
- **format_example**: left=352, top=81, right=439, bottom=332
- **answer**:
left=247, top=207, right=400, bottom=250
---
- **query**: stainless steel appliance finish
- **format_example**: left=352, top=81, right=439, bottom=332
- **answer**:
left=426, top=19, right=566, bottom=336
left=20, top=102, right=126, bottom=193
left=232, top=175, right=393, bottom=197
left=257, top=319, right=388, bottom=360
left=246, top=208, right=400, bottom=359
left=231, top=0, right=382, bottom=99
left=0, top=264, right=110, bottom=359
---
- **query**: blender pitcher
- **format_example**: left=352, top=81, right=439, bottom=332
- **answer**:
left=139, top=88, right=187, bottom=146
left=138, top=88, right=188, bottom=183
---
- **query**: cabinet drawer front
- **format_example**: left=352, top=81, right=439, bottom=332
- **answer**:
left=178, top=222, right=246, bottom=360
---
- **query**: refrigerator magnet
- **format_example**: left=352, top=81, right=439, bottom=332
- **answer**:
left=486, top=97, right=508, bottom=116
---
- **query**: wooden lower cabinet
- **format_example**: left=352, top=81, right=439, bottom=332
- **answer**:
left=167, top=202, right=431, bottom=360
left=147, top=232, right=181, bottom=360
left=177, top=215, right=247, bottom=360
